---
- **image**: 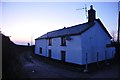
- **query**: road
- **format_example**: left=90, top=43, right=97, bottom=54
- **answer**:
left=19, top=51, right=119, bottom=78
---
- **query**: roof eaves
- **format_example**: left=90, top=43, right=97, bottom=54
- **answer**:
left=96, top=19, right=112, bottom=39
left=35, top=22, right=95, bottom=40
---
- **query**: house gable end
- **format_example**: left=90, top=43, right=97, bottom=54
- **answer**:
left=96, top=19, right=112, bottom=39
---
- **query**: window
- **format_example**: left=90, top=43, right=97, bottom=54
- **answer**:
left=48, top=38, right=52, bottom=46
left=61, top=37, right=66, bottom=46
left=40, top=47, right=42, bottom=54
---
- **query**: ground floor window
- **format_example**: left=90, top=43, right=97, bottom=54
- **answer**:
left=40, top=47, right=42, bottom=54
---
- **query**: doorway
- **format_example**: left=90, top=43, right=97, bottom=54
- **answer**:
left=61, top=51, right=66, bottom=62
left=48, top=49, right=51, bottom=58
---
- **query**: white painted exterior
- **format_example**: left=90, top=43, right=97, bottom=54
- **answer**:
left=35, top=39, right=47, bottom=56
left=35, top=21, right=115, bottom=65
left=81, top=21, right=115, bottom=64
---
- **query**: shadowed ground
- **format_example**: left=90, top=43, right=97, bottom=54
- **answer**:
left=2, top=34, right=119, bottom=79
left=19, top=50, right=119, bottom=78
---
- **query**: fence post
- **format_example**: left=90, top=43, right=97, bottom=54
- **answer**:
left=83, top=52, right=88, bottom=72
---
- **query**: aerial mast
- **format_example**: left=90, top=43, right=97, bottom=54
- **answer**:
left=76, top=4, right=88, bottom=19
left=31, top=36, right=32, bottom=46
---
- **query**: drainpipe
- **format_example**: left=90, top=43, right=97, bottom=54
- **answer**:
left=83, top=52, right=88, bottom=72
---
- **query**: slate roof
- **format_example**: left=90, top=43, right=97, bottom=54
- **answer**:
left=36, top=19, right=112, bottom=40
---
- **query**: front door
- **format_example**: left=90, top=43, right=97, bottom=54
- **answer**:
left=61, top=51, right=66, bottom=62
left=48, top=50, right=51, bottom=58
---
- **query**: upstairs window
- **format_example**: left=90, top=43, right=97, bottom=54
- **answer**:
left=40, top=47, right=42, bottom=54
left=61, top=37, right=66, bottom=46
left=48, top=38, right=52, bottom=46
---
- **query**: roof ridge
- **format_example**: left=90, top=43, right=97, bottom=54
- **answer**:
left=36, top=19, right=112, bottom=40
left=47, top=22, right=88, bottom=34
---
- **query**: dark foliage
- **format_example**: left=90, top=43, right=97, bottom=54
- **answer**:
left=111, top=42, right=120, bottom=63
left=2, top=34, right=34, bottom=79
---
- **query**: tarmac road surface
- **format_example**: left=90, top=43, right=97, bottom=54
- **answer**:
left=19, top=51, right=119, bottom=78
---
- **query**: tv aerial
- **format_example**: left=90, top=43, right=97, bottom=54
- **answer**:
left=76, top=4, right=88, bottom=19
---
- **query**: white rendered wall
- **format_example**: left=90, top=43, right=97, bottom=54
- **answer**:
left=46, top=35, right=83, bottom=64
left=65, top=35, right=82, bottom=64
left=35, top=39, right=47, bottom=56
left=35, top=21, right=115, bottom=65
left=81, top=21, right=115, bottom=64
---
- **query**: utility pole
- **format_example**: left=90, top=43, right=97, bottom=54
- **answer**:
left=115, top=2, right=120, bottom=63
left=31, top=36, right=32, bottom=46
left=118, top=2, right=120, bottom=62
left=118, top=1, right=120, bottom=43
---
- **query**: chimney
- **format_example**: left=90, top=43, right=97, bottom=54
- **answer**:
left=88, top=5, right=96, bottom=23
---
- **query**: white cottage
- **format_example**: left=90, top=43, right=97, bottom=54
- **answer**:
left=35, top=5, right=115, bottom=65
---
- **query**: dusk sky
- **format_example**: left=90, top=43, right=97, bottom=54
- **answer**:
left=0, top=1, right=119, bottom=45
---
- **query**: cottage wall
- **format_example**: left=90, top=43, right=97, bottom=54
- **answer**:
left=35, top=39, right=47, bottom=56
left=81, top=21, right=115, bottom=64
left=46, top=35, right=83, bottom=64
left=47, top=37, right=62, bottom=60
left=35, top=34, right=83, bottom=64
left=35, top=20, right=115, bottom=65
left=66, top=35, right=83, bottom=64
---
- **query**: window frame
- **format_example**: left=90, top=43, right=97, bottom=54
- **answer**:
left=48, top=38, right=52, bottom=46
left=61, top=36, right=66, bottom=46
left=40, top=47, right=42, bottom=54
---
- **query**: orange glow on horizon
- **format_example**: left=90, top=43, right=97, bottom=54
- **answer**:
left=10, top=36, right=35, bottom=45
